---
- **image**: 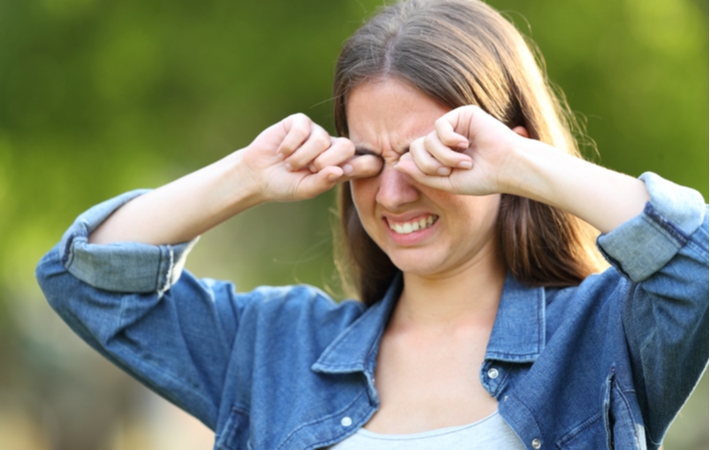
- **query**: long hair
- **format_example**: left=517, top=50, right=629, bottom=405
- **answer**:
left=333, top=0, right=606, bottom=305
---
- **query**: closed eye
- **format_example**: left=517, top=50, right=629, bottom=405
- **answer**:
left=354, top=147, right=379, bottom=157
left=354, top=147, right=385, bottom=176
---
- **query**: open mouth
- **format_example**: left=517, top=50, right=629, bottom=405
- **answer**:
left=387, top=215, right=439, bottom=235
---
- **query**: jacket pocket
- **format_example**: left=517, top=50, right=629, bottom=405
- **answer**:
left=215, top=407, right=251, bottom=450
left=557, top=369, right=645, bottom=450
left=602, top=370, right=646, bottom=449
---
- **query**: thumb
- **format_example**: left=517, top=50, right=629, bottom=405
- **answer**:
left=340, top=154, right=383, bottom=182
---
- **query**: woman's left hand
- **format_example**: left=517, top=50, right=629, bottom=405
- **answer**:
left=396, top=105, right=650, bottom=234
left=394, top=105, right=528, bottom=196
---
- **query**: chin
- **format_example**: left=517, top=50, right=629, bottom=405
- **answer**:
left=386, top=248, right=451, bottom=277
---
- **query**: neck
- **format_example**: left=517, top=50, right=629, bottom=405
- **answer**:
left=394, top=248, right=506, bottom=329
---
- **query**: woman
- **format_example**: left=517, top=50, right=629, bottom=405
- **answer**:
left=36, top=0, right=708, bottom=449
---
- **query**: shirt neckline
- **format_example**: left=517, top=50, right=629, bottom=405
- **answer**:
left=313, top=273, right=546, bottom=377
left=355, top=410, right=501, bottom=441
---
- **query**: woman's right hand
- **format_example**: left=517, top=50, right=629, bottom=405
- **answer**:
left=89, top=114, right=383, bottom=245
left=241, top=113, right=381, bottom=202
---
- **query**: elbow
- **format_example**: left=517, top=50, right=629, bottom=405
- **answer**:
left=36, top=245, right=72, bottom=314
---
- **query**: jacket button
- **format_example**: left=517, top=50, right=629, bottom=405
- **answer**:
left=487, top=368, right=499, bottom=379
left=531, top=438, right=542, bottom=449
left=341, top=416, right=353, bottom=427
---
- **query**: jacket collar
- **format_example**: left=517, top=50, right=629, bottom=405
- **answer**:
left=312, top=272, right=545, bottom=376
left=312, top=273, right=402, bottom=377
left=485, top=274, right=546, bottom=363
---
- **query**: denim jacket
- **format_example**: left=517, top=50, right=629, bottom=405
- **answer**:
left=36, top=173, right=708, bottom=450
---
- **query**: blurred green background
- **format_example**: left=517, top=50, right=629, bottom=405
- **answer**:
left=0, top=0, right=707, bottom=449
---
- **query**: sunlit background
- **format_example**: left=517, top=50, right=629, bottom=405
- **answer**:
left=0, top=0, right=707, bottom=449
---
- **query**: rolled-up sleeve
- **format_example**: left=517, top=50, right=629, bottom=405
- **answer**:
left=597, top=172, right=707, bottom=282
left=36, top=191, right=239, bottom=430
left=597, top=172, right=708, bottom=444
left=58, top=189, right=198, bottom=294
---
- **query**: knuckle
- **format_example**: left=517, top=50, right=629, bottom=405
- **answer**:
left=409, top=139, right=425, bottom=155
left=424, top=133, right=437, bottom=147
left=336, top=137, right=355, bottom=154
left=311, top=156, right=326, bottom=171
left=291, top=112, right=309, bottom=122
left=285, top=128, right=307, bottom=144
left=294, top=115, right=312, bottom=131
left=313, top=132, right=331, bottom=149
left=289, top=132, right=309, bottom=148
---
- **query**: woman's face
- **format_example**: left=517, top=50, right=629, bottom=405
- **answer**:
left=347, top=78, right=502, bottom=278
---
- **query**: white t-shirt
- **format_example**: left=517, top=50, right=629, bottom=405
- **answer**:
left=329, top=411, right=526, bottom=449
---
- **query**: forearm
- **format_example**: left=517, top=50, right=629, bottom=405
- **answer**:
left=502, top=140, right=650, bottom=234
left=89, top=151, right=261, bottom=245
left=401, top=106, right=650, bottom=233
left=87, top=113, right=380, bottom=246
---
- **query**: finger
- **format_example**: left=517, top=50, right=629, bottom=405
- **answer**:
left=424, top=130, right=473, bottom=170
left=511, top=126, right=529, bottom=138
left=434, top=115, right=469, bottom=150
left=278, top=113, right=312, bottom=160
left=283, top=124, right=331, bottom=171
left=310, top=137, right=356, bottom=172
left=409, top=137, right=452, bottom=176
left=297, top=166, right=343, bottom=199
left=395, top=154, right=453, bottom=191
left=340, top=154, right=384, bottom=181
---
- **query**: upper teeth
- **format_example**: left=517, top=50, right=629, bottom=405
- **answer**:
left=389, top=215, right=437, bottom=234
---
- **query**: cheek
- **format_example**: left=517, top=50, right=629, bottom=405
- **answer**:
left=349, top=179, right=377, bottom=219
left=454, top=195, right=501, bottom=230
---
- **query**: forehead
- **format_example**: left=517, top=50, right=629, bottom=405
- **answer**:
left=345, top=78, right=450, bottom=153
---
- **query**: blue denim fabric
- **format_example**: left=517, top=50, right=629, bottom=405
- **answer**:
left=36, top=172, right=708, bottom=450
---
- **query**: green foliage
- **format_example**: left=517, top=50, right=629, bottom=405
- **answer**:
left=494, top=0, right=708, bottom=192
left=0, top=0, right=706, bottom=447
left=1, top=0, right=706, bottom=297
left=0, top=0, right=370, bottom=297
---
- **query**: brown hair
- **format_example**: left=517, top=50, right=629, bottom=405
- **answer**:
left=333, top=0, right=606, bottom=305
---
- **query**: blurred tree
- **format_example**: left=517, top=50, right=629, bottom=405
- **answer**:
left=0, top=0, right=706, bottom=448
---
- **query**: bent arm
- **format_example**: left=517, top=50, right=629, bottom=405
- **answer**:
left=508, top=129, right=708, bottom=441
left=599, top=175, right=708, bottom=443
left=36, top=192, right=243, bottom=428
left=89, top=151, right=260, bottom=245
left=400, top=105, right=652, bottom=233
left=89, top=114, right=382, bottom=246
left=508, top=128, right=708, bottom=443
left=37, top=114, right=383, bottom=427
left=400, top=105, right=708, bottom=442
left=498, top=139, right=650, bottom=234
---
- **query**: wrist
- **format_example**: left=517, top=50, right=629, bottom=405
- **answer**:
left=496, top=139, right=649, bottom=233
left=494, top=137, right=555, bottom=199
left=219, top=149, right=266, bottom=212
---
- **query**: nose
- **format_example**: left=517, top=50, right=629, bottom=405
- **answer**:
left=375, top=164, right=419, bottom=210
